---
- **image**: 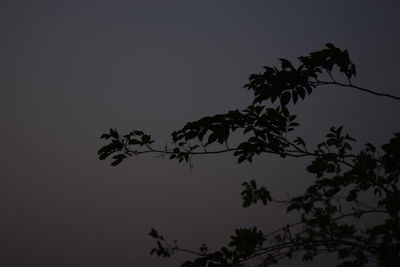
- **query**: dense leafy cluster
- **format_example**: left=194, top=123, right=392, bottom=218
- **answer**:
left=146, top=130, right=399, bottom=267
left=245, top=43, right=356, bottom=106
left=98, top=44, right=399, bottom=266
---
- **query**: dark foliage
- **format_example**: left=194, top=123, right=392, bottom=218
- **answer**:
left=99, top=44, right=400, bottom=266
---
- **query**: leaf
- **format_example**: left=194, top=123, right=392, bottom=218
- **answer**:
left=281, top=106, right=290, bottom=117
left=297, top=87, right=306, bottom=99
left=99, top=152, right=110, bottom=160
left=149, top=228, right=159, bottom=238
left=292, top=90, right=298, bottom=104
left=294, top=136, right=306, bottom=148
left=280, top=91, right=291, bottom=106
left=207, top=133, right=218, bottom=145
left=279, top=58, right=294, bottom=70
left=109, top=128, right=119, bottom=139
left=111, top=154, right=126, bottom=166
left=346, top=189, right=359, bottom=201
left=142, top=135, right=151, bottom=144
left=325, top=43, right=336, bottom=50
left=129, top=139, right=141, bottom=145
left=111, top=159, right=123, bottom=166
left=100, top=133, right=110, bottom=139
left=305, top=85, right=312, bottom=95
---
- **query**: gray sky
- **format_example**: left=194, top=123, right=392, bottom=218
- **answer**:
left=1, top=1, right=399, bottom=266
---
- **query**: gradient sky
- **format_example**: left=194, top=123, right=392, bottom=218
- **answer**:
left=1, top=1, right=399, bottom=266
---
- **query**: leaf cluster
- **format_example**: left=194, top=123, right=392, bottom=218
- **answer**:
left=98, top=128, right=154, bottom=166
left=241, top=179, right=271, bottom=207
left=245, top=43, right=356, bottom=106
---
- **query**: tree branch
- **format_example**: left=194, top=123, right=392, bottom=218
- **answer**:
left=313, top=81, right=400, bottom=100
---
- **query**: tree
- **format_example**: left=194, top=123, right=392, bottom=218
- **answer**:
left=98, top=44, right=400, bottom=266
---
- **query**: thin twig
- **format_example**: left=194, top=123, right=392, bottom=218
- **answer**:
left=312, top=81, right=400, bottom=100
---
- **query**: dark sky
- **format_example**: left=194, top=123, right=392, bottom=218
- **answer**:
left=1, top=1, right=399, bottom=266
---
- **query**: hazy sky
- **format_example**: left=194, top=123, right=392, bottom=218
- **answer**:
left=1, top=1, right=399, bottom=266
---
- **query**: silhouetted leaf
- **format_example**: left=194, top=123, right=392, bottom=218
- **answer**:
left=280, top=91, right=291, bottom=106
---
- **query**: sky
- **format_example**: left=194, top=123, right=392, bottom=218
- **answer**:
left=0, top=1, right=399, bottom=266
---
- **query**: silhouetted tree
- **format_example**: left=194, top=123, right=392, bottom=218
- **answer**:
left=98, top=44, right=400, bottom=266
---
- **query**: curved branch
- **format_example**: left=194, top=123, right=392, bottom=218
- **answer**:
left=313, top=81, right=400, bottom=100
left=125, top=144, right=357, bottom=168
